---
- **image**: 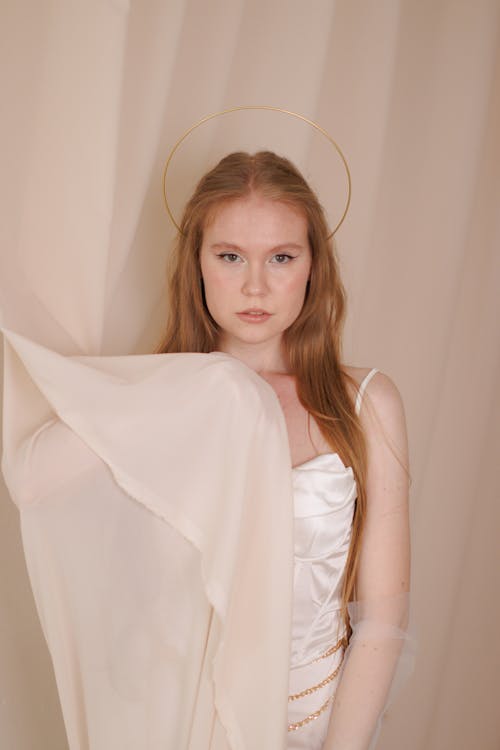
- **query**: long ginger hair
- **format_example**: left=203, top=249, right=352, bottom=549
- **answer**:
left=156, top=151, right=367, bottom=633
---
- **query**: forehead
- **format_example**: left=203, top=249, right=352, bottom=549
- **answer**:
left=203, top=194, right=309, bottom=248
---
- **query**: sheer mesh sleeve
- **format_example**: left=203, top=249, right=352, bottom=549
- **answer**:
left=325, top=592, right=415, bottom=749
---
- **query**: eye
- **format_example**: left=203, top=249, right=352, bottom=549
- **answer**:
left=218, top=252, right=242, bottom=263
left=271, top=253, right=295, bottom=264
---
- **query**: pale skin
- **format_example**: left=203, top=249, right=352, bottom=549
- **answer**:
left=200, top=192, right=410, bottom=749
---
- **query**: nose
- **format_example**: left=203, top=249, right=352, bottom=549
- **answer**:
left=241, top=262, right=268, bottom=297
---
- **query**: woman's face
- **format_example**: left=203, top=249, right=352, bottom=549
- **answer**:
left=199, top=192, right=312, bottom=360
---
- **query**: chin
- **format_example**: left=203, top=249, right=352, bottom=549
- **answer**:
left=231, top=327, right=279, bottom=344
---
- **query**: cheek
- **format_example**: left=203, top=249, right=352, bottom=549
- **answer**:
left=200, top=266, right=235, bottom=322
left=290, top=266, right=312, bottom=318
left=202, top=267, right=227, bottom=304
left=285, top=268, right=311, bottom=303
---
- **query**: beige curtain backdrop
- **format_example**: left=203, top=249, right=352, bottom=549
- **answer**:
left=1, top=1, right=499, bottom=748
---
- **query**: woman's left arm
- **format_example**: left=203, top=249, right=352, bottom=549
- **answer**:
left=323, top=371, right=412, bottom=750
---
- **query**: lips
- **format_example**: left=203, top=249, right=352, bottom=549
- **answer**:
left=239, top=308, right=270, bottom=315
left=237, top=309, right=272, bottom=323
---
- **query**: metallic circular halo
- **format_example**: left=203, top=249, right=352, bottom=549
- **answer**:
left=162, top=105, right=352, bottom=240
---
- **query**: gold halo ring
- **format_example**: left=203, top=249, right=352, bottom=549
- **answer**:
left=162, top=106, right=352, bottom=240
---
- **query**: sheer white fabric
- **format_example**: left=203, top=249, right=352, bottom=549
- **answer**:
left=326, top=593, right=414, bottom=750
left=1, top=328, right=296, bottom=749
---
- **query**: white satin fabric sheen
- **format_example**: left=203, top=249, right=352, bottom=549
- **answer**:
left=288, top=452, right=356, bottom=748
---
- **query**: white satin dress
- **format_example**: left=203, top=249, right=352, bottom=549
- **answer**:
left=287, top=368, right=378, bottom=750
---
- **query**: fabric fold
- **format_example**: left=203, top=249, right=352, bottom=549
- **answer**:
left=1, top=327, right=295, bottom=750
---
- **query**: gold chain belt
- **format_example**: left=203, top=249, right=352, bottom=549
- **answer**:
left=287, top=635, right=348, bottom=732
left=288, top=695, right=332, bottom=732
left=288, top=660, right=343, bottom=702
left=312, top=636, right=348, bottom=662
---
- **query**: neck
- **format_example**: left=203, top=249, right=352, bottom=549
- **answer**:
left=217, top=337, right=289, bottom=375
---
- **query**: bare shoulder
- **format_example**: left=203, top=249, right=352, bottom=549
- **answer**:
left=343, top=365, right=404, bottom=411
left=342, top=364, right=375, bottom=407
left=343, top=365, right=407, bottom=455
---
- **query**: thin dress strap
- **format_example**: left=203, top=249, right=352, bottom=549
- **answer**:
left=355, top=368, right=379, bottom=416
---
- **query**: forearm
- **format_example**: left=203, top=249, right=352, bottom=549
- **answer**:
left=323, top=595, right=411, bottom=750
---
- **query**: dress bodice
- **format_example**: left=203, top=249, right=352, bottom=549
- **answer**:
left=287, top=452, right=357, bottom=746
left=291, top=452, right=357, bottom=667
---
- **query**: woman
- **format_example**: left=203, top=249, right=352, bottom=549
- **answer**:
left=156, top=150, right=411, bottom=749
left=1, top=150, right=410, bottom=750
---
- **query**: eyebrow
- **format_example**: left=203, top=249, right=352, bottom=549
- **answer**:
left=210, top=242, right=305, bottom=252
